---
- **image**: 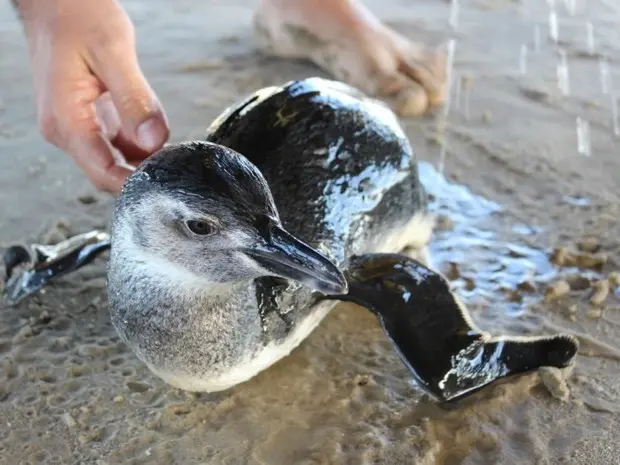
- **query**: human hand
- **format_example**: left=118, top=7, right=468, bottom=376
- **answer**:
left=15, top=0, right=169, bottom=193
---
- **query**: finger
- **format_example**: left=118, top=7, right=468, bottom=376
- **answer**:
left=399, top=46, right=447, bottom=108
left=95, top=92, right=152, bottom=165
left=378, top=75, right=428, bottom=117
left=86, top=30, right=169, bottom=154
left=68, top=134, right=134, bottom=193
left=94, top=91, right=121, bottom=140
left=111, top=131, right=153, bottom=166
left=398, top=58, right=440, bottom=97
left=49, top=74, right=134, bottom=193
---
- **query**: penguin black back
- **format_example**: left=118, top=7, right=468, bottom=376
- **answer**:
left=205, top=77, right=427, bottom=266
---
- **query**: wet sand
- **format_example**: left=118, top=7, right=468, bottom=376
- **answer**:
left=1, top=0, right=620, bottom=464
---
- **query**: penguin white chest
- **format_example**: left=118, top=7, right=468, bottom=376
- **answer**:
left=145, top=300, right=337, bottom=392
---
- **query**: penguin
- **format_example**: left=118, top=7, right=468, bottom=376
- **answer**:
left=106, top=77, right=433, bottom=392
left=5, top=77, right=577, bottom=400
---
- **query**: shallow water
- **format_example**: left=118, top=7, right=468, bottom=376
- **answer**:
left=421, top=162, right=604, bottom=321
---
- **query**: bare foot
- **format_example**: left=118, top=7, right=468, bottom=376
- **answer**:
left=254, top=0, right=446, bottom=117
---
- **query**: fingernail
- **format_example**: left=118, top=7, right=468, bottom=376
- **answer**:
left=137, top=116, right=168, bottom=152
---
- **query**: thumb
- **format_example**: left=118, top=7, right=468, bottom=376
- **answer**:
left=89, top=41, right=169, bottom=153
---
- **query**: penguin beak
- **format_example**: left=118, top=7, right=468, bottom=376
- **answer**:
left=244, top=225, right=348, bottom=295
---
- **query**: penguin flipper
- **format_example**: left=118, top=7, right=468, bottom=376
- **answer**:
left=2, top=231, right=110, bottom=307
left=327, top=253, right=579, bottom=402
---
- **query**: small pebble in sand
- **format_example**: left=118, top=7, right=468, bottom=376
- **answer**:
left=545, top=280, right=570, bottom=302
left=52, top=336, right=72, bottom=350
left=481, top=110, right=493, bottom=123
left=463, top=276, right=476, bottom=291
left=61, top=413, right=77, bottom=429
left=435, top=214, right=454, bottom=231
left=577, top=236, right=600, bottom=253
left=517, top=280, right=537, bottom=293
left=29, top=310, right=52, bottom=326
left=538, top=366, right=572, bottom=402
left=445, top=262, right=461, bottom=280
left=519, top=87, right=552, bottom=103
left=576, top=252, right=607, bottom=269
left=126, top=381, right=151, bottom=393
left=608, top=272, right=620, bottom=288
left=566, top=274, right=592, bottom=291
left=67, top=366, right=86, bottom=378
left=586, top=308, right=603, bottom=319
left=78, top=427, right=104, bottom=444
left=426, top=132, right=442, bottom=147
left=354, top=374, right=371, bottom=386
left=505, top=288, right=522, bottom=303
left=590, top=280, right=610, bottom=307
left=113, top=395, right=125, bottom=403
left=550, top=247, right=574, bottom=267
left=77, top=195, right=97, bottom=205
left=167, top=404, right=192, bottom=416
left=13, top=325, right=33, bottom=343
left=550, top=247, right=607, bottom=270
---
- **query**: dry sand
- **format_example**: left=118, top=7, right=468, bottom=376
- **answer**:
left=1, top=0, right=620, bottom=464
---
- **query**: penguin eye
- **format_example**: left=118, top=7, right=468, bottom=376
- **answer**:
left=186, top=220, right=216, bottom=236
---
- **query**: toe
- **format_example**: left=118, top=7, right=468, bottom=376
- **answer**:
left=399, top=48, right=447, bottom=109
left=379, top=75, right=429, bottom=117
left=396, top=81, right=430, bottom=116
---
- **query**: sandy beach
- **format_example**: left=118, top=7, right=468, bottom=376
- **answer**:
left=1, top=0, right=620, bottom=463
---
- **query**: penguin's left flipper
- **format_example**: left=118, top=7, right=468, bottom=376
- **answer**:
left=324, top=253, right=579, bottom=402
